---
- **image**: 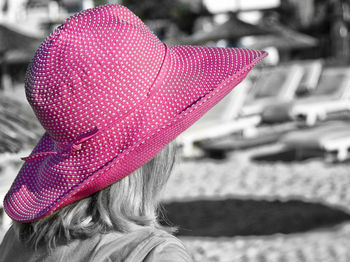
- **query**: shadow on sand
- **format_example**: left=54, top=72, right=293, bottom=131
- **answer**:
left=160, top=198, right=350, bottom=237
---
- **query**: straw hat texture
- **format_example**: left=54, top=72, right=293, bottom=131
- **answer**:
left=4, top=4, right=267, bottom=222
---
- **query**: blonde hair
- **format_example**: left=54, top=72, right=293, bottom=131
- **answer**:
left=13, top=142, right=177, bottom=250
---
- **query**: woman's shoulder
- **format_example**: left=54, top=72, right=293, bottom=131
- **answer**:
left=0, top=226, right=193, bottom=262
left=143, top=229, right=193, bottom=262
left=94, top=227, right=193, bottom=262
left=0, top=226, right=27, bottom=261
left=0, top=225, right=15, bottom=246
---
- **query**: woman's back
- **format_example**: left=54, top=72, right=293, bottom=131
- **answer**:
left=0, top=226, right=191, bottom=262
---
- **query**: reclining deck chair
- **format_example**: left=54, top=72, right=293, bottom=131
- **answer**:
left=178, top=78, right=260, bottom=158
left=241, top=64, right=304, bottom=117
left=295, top=59, right=324, bottom=96
left=261, top=59, right=323, bottom=123
left=291, top=67, right=350, bottom=126
left=281, top=121, right=350, bottom=162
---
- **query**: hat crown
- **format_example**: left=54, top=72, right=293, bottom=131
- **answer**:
left=25, top=4, right=166, bottom=142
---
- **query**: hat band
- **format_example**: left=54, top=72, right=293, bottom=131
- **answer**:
left=21, top=127, right=99, bottom=162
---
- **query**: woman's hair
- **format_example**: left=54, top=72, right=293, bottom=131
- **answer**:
left=13, top=141, right=178, bottom=250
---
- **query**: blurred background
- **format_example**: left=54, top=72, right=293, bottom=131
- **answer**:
left=1, top=0, right=350, bottom=261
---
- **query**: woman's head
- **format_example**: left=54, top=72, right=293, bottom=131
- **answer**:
left=14, top=141, right=177, bottom=250
left=4, top=4, right=266, bottom=223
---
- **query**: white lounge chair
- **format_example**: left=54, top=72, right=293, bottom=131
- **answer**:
left=261, top=59, right=323, bottom=123
left=178, top=78, right=261, bottom=158
left=295, top=59, right=323, bottom=95
left=241, top=64, right=304, bottom=116
left=320, top=126, right=350, bottom=162
left=281, top=121, right=350, bottom=162
left=291, top=67, right=350, bottom=126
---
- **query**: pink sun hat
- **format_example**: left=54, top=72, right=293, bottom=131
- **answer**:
left=4, top=4, right=267, bottom=222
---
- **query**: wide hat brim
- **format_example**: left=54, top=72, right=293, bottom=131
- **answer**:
left=4, top=45, right=267, bottom=222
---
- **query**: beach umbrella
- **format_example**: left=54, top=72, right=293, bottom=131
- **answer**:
left=243, top=32, right=318, bottom=50
left=168, top=13, right=273, bottom=45
left=242, top=22, right=318, bottom=50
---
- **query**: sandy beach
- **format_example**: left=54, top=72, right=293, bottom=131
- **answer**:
left=161, top=145, right=350, bottom=262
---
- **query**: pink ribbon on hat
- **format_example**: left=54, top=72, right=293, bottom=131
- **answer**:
left=21, top=127, right=99, bottom=162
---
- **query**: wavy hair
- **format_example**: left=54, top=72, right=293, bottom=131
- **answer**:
left=13, top=142, right=177, bottom=250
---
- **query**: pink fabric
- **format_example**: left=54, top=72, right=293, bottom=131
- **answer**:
left=4, top=4, right=267, bottom=222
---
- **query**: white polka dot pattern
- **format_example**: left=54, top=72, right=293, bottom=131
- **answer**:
left=4, top=4, right=267, bottom=222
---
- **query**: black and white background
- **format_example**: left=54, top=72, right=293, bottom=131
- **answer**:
left=1, top=0, right=350, bottom=261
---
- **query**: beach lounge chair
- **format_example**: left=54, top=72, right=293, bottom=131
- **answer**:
left=295, top=59, right=323, bottom=96
left=241, top=64, right=304, bottom=117
left=281, top=121, right=350, bottom=162
left=291, top=67, right=350, bottom=126
left=320, top=125, right=350, bottom=162
left=178, top=78, right=261, bottom=158
left=261, top=59, right=323, bottom=123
